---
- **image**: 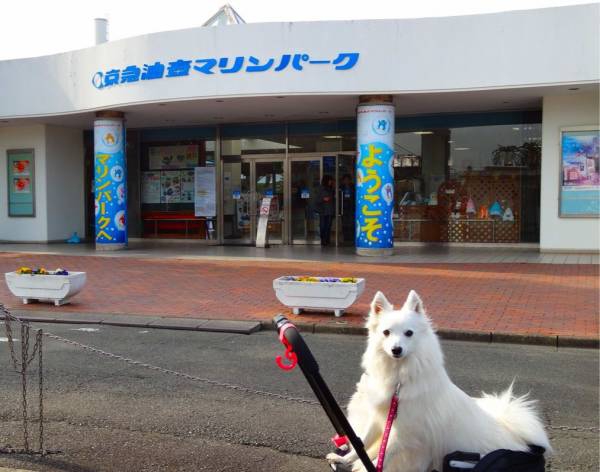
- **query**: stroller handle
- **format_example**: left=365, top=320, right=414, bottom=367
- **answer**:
left=272, top=314, right=376, bottom=472
left=274, top=314, right=319, bottom=374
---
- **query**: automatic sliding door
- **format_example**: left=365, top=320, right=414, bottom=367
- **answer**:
left=336, top=154, right=357, bottom=246
left=290, top=159, right=321, bottom=244
left=254, top=161, right=284, bottom=243
left=223, top=159, right=251, bottom=243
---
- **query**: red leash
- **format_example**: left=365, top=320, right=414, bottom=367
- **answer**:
left=376, top=384, right=401, bottom=472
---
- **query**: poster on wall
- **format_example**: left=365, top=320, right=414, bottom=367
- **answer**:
left=160, top=171, right=181, bottom=203
left=180, top=170, right=195, bottom=203
left=194, top=167, right=216, bottom=217
left=7, top=149, right=35, bottom=216
left=141, top=172, right=161, bottom=203
left=560, top=127, right=600, bottom=217
left=149, top=145, right=199, bottom=170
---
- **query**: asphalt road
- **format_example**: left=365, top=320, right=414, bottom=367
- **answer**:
left=0, top=323, right=597, bottom=472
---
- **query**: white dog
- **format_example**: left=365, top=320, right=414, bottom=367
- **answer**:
left=327, top=290, right=551, bottom=472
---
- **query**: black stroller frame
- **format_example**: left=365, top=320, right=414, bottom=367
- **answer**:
left=274, top=314, right=376, bottom=472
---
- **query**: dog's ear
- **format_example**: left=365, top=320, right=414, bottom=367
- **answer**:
left=403, top=290, right=425, bottom=315
left=370, top=291, right=393, bottom=315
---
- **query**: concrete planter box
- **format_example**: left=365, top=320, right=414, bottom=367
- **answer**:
left=5, top=271, right=87, bottom=306
left=273, top=276, right=365, bottom=317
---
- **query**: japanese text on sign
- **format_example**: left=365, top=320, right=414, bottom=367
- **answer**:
left=92, top=53, right=360, bottom=89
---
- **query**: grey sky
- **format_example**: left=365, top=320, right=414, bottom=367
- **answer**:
left=0, top=0, right=594, bottom=60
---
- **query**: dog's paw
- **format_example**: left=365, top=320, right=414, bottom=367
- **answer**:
left=351, top=462, right=367, bottom=472
left=351, top=459, right=377, bottom=472
left=326, top=452, right=346, bottom=464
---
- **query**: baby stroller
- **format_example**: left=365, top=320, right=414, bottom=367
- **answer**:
left=273, top=315, right=546, bottom=472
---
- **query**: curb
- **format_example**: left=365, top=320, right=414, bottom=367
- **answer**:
left=2, top=312, right=261, bottom=336
left=260, top=320, right=599, bottom=349
left=2, top=313, right=597, bottom=349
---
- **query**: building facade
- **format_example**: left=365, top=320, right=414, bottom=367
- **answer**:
left=0, top=4, right=598, bottom=252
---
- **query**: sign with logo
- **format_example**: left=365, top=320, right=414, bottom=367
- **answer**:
left=355, top=104, right=395, bottom=252
left=94, top=119, right=127, bottom=247
left=92, top=53, right=360, bottom=90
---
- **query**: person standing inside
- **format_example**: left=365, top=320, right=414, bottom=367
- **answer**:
left=317, top=175, right=335, bottom=246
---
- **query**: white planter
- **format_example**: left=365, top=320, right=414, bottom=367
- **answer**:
left=5, top=272, right=87, bottom=306
left=273, top=276, right=365, bottom=317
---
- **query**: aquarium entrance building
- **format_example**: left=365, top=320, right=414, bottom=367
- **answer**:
left=0, top=4, right=598, bottom=253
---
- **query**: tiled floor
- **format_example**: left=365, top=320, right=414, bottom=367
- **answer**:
left=0, top=241, right=598, bottom=264
left=1, top=248, right=598, bottom=338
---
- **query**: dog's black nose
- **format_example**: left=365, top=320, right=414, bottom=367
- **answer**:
left=391, top=347, right=403, bottom=357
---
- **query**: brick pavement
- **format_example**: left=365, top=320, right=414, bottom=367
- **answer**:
left=0, top=252, right=598, bottom=338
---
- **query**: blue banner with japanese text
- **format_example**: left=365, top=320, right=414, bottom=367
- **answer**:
left=356, top=104, right=395, bottom=251
left=94, top=119, right=127, bottom=246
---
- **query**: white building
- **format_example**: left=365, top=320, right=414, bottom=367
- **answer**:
left=0, top=4, right=598, bottom=252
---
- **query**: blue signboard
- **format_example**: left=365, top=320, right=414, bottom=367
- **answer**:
left=94, top=119, right=127, bottom=247
left=92, top=53, right=360, bottom=89
left=356, top=104, right=395, bottom=252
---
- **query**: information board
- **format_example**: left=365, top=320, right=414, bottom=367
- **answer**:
left=148, top=145, right=199, bottom=170
left=141, top=171, right=161, bottom=203
left=194, top=167, right=216, bottom=217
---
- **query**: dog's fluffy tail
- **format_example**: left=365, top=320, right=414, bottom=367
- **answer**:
left=476, top=383, right=552, bottom=455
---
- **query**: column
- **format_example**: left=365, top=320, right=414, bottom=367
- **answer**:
left=355, top=95, right=395, bottom=256
left=94, top=111, right=127, bottom=250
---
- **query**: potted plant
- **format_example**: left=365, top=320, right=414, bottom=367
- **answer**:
left=5, top=267, right=87, bottom=306
left=273, top=276, right=366, bottom=317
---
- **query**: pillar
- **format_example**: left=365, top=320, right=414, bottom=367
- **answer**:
left=355, top=95, right=395, bottom=256
left=94, top=111, right=127, bottom=250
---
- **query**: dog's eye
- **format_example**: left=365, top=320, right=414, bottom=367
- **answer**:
left=383, top=329, right=390, bottom=337
left=404, top=330, right=414, bottom=337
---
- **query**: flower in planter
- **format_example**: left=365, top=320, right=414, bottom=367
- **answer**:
left=15, top=267, right=69, bottom=275
left=283, top=276, right=358, bottom=283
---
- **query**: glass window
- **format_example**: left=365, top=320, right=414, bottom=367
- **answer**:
left=394, top=123, right=542, bottom=243
left=139, top=137, right=216, bottom=239
left=288, top=134, right=356, bottom=154
left=288, top=121, right=355, bottom=154
left=221, top=123, right=286, bottom=156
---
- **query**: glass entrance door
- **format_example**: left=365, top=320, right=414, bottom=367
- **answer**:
left=222, top=158, right=284, bottom=244
left=222, top=158, right=252, bottom=243
left=290, top=159, right=321, bottom=244
left=254, top=160, right=285, bottom=244
left=336, top=154, right=357, bottom=246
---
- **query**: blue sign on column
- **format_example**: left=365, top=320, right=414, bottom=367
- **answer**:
left=94, top=119, right=127, bottom=248
left=356, top=104, right=395, bottom=254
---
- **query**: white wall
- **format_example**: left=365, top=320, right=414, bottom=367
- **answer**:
left=0, top=125, right=47, bottom=241
left=0, top=4, right=598, bottom=118
left=45, top=126, right=85, bottom=241
left=540, top=92, right=600, bottom=252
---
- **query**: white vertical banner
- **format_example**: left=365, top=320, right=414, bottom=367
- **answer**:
left=194, top=167, right=216, bottom=217
left=256, top=197, right=272, bottom=248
